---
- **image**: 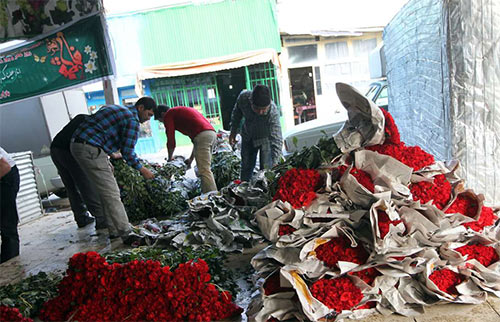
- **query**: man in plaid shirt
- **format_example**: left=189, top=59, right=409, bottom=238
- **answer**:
left=229, top=84, right=282, bottom=182
left=70, top=97, right=157, bottom=245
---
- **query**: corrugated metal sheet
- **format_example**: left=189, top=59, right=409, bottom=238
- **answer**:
left=130, top=0, right=281, bottom=66
left=11, top=152, right=44, bottom=224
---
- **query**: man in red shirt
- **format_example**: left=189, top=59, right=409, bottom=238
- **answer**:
left=154, top=105, right=217, bottom=193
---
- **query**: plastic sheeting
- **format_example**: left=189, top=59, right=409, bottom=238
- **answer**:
left=383, top=0, right=500, bottom=204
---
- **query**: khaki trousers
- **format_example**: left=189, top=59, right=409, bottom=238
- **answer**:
left=193, top=130, right=217, bottom=193
left=70, top=142, right=131, bottom=238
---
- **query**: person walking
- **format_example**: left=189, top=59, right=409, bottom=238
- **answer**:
left=229, top=84, right=282, bottom=182
left=50, top=114, right=107, bottom=229
left=70, top=97, right=157, bottom=245
left=154, top=105, right=217, bottom=193
left=0, top=146, right=20, bottom=263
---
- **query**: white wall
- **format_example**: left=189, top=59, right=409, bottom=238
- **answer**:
left=280, top=32, right=382, bottom=130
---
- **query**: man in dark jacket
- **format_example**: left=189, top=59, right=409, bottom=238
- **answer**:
left=50, top=114, right=106, bottom=229
left=229, top=84, right=282, bottom=181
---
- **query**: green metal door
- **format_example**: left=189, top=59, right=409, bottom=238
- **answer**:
left=149, top=74, right=222, bottom=147
left=245, top=62, right=281, bottom=107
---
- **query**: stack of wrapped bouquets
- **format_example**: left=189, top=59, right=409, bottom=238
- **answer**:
left=247, top=83, right=500, bottom=321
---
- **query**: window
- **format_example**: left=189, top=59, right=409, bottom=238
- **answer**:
left=325, top=41, right=348, bottom=60
left=375, top=86, right=388, bottom=107
left=352, top=38, right=377, bottom=57
left=288, top=44, right=318, bottom=64
left=314, top=66, right=322, bottom=96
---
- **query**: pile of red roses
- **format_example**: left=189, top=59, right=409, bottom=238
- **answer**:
left=278, top=224, right=297, bottom=236
left=273, top=168, right=322, bottom=209
left=315, top=235, right=369, bottom=268
left=39, top=252, right=241, bottom=322
left=410, top=174, right=452, bottom=210
left=380, top=108, right=401, bottom=145
left=364, top=108, right=434, bottom=171
left=0, top=306, right=32, bottom=322
left=429, top=268, right=465, bottom=295
left=445, top=194, right=478, bottom=217
left=445, top=194, right=498, bottom=232
left=455, top=244, right=499, bottom=267
left=263, top=271, right=293, bottom=296
left=463, top=207, right=498, bottom=232
left=377, top=210, right=405, bottom=239
left=366, top=144, right=435, bottom=172
left=337, top=165, right=375, bottom=193
left=348, top=267, right=381, bottom=286
left=310, top=277, right=363, bottom=312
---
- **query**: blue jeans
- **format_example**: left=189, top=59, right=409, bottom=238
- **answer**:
left=240, top=139, right=272, bottom=182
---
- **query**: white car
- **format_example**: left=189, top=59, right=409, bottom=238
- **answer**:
left=282, top=117, right=345, bottom=157
left=282, top=80, right=388, bottom=157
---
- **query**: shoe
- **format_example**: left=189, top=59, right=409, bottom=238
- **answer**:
left=122, top=232, right=145, bottom=247
left=76, top=215, right=95, bottom=228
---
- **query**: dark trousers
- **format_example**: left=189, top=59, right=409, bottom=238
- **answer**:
left=0, top=165, right=20, bottom=263
left=240, top=139, right=272, bottom=182
left=50, top=147, right=105, bottom=226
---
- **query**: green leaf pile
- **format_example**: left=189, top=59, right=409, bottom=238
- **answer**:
left=211, top=151, right=241, bottom=189
left=0, top=272, right=62, bottom=318
left=104, top=246, right=238, bottom=296
left=112, top=160, right=189, bottom=222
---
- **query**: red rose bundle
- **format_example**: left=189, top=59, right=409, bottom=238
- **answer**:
left=455, top=244, right=499, bottom=267
left=263, top=271, right=293, bottom=296
left=445, top=194, right=498, bottom=232
left=377, top=210, right=404, bottom=239
left=0, top=306, right=32, bottom=322
left=40, top=252, right=242, bottom=322
left=278, top=224, right=297, bottom=236
left=310, top=277, right=364, bottom=312
left=410, top=174, right=452, bottom=210
left=315, top=235, right=369, bottom=268
left=348, top=267, right=381, bottom=286
left=337, top=165, right=375, bottom=193
left=429, top=268, right=465, bottom=295
left=380, top=108, right=400, bottom=145
left=366, top=143, right=435, bottom=171
left=445, top=193, right=478, bottom=217
left=462, top=207, right=498, bottom=232
left=273, top=168, right=322, bottom=209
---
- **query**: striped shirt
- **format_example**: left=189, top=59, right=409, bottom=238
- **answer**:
left=72, top=105, right=142, bottom=170
left=230, top=90, right=283, bottom=164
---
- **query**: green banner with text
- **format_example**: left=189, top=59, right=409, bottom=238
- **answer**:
left=0, top=14, right=113, bottom=104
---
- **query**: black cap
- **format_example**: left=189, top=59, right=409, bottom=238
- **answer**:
left=251, top=84, right=271, bottom=108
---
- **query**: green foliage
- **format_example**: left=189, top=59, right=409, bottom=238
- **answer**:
left=211, top=151, right=241, bottom=189
left=104, top=246, right=238, bottom=296
left=0, top=272, right=62, bottom=318
left=112, top=160, right=189, bottom=222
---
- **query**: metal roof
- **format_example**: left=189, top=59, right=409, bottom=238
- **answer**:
left=107, top=0, right=281, bottom=67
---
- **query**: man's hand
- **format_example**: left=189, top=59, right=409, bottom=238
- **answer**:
left=229, top=133, right=236, bottom=146
left=110, top=152, right=122, bottom=159
left=0, top=157, right=11, bottom=178
left=139, top=167, right=155, bottom=179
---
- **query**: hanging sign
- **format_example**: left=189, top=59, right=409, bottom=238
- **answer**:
left=0, top=14, right=113, bottom=104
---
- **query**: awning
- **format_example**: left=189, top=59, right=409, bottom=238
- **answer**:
left=135, top=48, right=280, bottom=96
